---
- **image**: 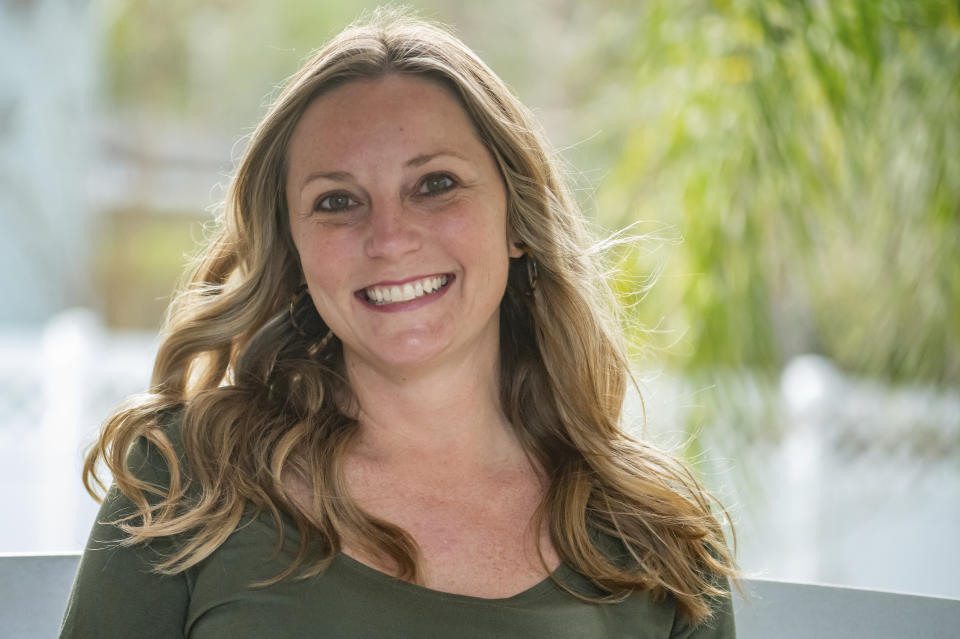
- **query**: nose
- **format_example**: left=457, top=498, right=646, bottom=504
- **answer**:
left=364, top=199, right=422, bottom=259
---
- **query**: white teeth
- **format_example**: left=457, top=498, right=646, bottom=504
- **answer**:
left=364, top=275, right=449, bottom=305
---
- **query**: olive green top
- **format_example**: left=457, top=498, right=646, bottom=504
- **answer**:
left=61, top=434, right=735, bottom=638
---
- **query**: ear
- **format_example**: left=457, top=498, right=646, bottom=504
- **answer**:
left=508, top=239, right=526, bottom=259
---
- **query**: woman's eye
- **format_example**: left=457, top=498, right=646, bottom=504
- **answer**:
left=315, top=193, right=357, bottom=212
left=418, top=174, right=455, bottom=196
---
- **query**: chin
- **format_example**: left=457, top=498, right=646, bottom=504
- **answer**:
left=346, top=334, right=452, bottom=370
left=379, top=340, right=450, bottom=368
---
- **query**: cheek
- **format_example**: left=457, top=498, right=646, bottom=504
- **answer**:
left=292, top=227, right=359, bottom=299
left=294, top=223, right=348, bottom=266
left=440, top=212, right=512, bottom=289
left=441, top=197, right=511, bottom=249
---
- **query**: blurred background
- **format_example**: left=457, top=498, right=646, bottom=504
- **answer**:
left=1, top=0, right=958, bottom=599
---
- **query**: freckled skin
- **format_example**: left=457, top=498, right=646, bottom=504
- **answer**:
left=285, top=75, right=523, bottom=378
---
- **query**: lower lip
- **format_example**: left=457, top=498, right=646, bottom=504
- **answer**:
left=354, top=275, right=455, bottom=313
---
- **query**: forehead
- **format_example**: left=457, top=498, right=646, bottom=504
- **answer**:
left=305, top=73, right=468, bottom=122
left=285, top=74, right=486, bottom=174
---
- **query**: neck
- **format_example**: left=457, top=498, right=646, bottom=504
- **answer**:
left=342, top=342, right=523, bottom=471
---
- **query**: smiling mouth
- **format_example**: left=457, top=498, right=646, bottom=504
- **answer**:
left=360, top=274, right=452, bottom=306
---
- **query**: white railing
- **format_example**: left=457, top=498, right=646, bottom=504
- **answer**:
left=1, top=309, right=958, bottom=600
left=0, top=309, right=155, bottom=552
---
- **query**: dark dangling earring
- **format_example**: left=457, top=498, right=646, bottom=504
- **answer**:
left=288, top=283, right=331, bottom=341
left=508, top=249, right=539, bottom=298
left=525, top=252, right=539, bottom=293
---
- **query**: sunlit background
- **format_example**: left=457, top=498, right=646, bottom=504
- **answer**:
left=2, top=0, right=958, bottom=600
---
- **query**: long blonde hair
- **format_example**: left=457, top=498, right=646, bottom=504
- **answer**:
left=85, top=8, right=736, bottom=624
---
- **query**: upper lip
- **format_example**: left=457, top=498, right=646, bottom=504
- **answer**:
left=356, top=272, right=451, bottom=292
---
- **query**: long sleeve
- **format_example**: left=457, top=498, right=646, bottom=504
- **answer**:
left=60, top=436, right=191, bottom=638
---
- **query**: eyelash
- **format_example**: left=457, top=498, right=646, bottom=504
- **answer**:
left=313, top=192, right=357, bottom=213
left=312, top=173, right=458, bottom=213
left=418, top=173, right=457, bottom=197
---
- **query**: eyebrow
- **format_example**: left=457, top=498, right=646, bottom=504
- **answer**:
left=299, top=150, right=471, bottom=192
left=405, top=149, right=471, bottom=168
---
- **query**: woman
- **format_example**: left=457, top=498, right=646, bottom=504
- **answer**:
left=62, top=10, right=737, bottom=638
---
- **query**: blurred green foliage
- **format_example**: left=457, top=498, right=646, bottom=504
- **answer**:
left=101, top=0, right=959, bottom=388
left=571, top=0, right=960, bottom=387
left=94, top=210, right=201, bottom=329
left=103, top=0, right=376, bottom=127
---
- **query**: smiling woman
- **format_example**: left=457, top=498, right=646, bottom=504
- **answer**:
left=286, top=75, right=519, bottom=373
left=60, top=7, right=738, bottom=638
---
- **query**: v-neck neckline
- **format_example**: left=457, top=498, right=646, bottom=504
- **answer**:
left=334, top=551, right=572, bottom=606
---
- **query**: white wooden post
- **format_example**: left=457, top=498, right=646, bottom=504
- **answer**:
left=777, top=355, right=840, bottom=582
left=37, top=310, right=100, bottom=551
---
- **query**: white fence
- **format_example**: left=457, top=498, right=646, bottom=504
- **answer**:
left=0, top=309, right=155, bottom=552
left=1, top=309, right=958, bottom=599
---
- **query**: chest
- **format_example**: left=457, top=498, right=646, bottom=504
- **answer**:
left=341, top=463, right=561, bottom=598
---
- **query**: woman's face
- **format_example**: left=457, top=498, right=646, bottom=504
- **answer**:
left=285, top=74, right=522, bottom=376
